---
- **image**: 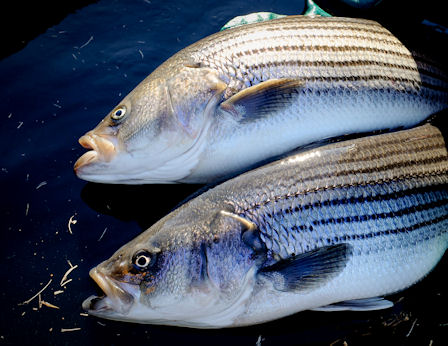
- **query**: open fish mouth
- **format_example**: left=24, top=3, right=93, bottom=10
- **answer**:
left=82, top=268, right=135, bottom=315
left=74, top=132, right=117, bottom=173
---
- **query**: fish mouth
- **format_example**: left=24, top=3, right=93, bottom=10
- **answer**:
left=74, top=132, right=117, bottom=173
left=82, top=267, right=135, bottom=315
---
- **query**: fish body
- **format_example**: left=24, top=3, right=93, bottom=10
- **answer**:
left=83, top=124, right=448, bottom=327
left=74, top=16, right=448, bottom=184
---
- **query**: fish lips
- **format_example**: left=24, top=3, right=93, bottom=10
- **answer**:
left=74, top=132, right=117, bottom=174
left=82, top=267, right=136, bottom=316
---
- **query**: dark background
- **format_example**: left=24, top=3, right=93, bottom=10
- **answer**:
left=1, top=0, right=447, bottom=345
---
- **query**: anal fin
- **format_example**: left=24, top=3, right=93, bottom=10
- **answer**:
left=312, top=297, right=394, bottom=312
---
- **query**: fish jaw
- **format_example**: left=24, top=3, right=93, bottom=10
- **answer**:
left=74, top=131, right=118, bottom=175
left=82, top=267, right=137, bottom=317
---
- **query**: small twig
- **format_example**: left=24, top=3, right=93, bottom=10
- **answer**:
left=36, top=181, right=47, bottom=190
left=53, top=290, right=64, bottom=295
left=406, top=318, right=418, bottom=337
left=67, top=215, right=77, bottom=234
left=18, top=279, right=52, bottom=305
left=79, top=36, right=93, bottom=49
left=25, top=203, right=29, bottom=216
left=60, top=262, right=78, bottom=286
left=98, top=228, right=107, bottom=241
left=60, top=260, right=77, bottom=286
left=60, top=278, right=73, bottom=287
left=61, top=328, right=81, bottom=332
left=41, top=300, right=60, bottom=309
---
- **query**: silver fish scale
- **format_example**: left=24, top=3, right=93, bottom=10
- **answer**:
left=243, top=181, right=448, bottom=260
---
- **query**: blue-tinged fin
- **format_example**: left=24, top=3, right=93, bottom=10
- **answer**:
left=312, top=297, right=394, bottom=311
left=260, top=243, right=352, bottom=292
left=220, top=79, right=304, bottom=122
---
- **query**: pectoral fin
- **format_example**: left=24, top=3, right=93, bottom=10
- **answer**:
left=260, top=243, right=352, bottom=292
left=312, top=297, right=394, bottom=311
left=220, top=79, right=304, bottom=121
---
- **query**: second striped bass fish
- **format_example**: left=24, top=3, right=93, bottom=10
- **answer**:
left=83, top=124, right=448, bottom=327
left=74, top=16, right=448, bottom=184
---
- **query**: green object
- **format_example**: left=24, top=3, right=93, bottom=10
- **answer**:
left=220, top=12, right=287, bottom=31
left=303, top=0, right=332, bottom=17
left=220, top=0, right=332, bottom=31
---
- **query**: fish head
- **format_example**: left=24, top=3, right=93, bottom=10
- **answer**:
left=74, top=64, right=227, bottom=184
left=83, top=206, right=259, bottom=327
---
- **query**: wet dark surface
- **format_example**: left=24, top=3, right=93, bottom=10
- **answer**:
left=1, top=0, right=447, bottom=345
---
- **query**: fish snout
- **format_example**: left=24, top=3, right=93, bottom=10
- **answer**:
left=86, top=267, right=135, bottom=314
left=74, top=131, right=117, bottom=172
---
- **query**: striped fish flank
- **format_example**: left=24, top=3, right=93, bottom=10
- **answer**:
left=182, top=16, right=447, bottom=96
left=202, top=123, right=447, bottom=325
left=84, top=124, right=448, bottom=327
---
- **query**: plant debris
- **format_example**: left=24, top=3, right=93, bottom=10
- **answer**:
left=18, top=279, right=52, bottom=306
left=61, top=328, right=81, bottom=333
left=41, top=301, right=60, bottom=309
left=98, top=227, right=107, bottom=241
left=67, top=215, right=77, bottom=234
left=36, top=181, right=47, bottom=190
left=60, top=260, right=78, bottom=286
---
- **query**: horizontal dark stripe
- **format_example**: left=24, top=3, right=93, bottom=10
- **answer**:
left=232, top=44, right=411, bottom=60
left=229, top=18, right=384, bottom=35
left=265, top=25, right=391, bottom=37
left=243, top=58, right=418, bottom=73
left=415, top=62, right=448, bottom=84
left=332, top=155, right=447, bottom=178
left=411, top=51, right=447, bottom=76
left=237, top=73, right=424, bottom=90
left=268, top=183, right=448, bottom=222
left=242, top=167, right=448, bottom=215
left=310, top=192, right=447, bottom=227
left=232, top=34, right=403, bottom=54
left=323, top=213, right=448, bottom=244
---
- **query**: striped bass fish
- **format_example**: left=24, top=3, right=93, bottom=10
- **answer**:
left=83, top=124, right=448, bottom=328
left=74, top=16, right=448, bottom=184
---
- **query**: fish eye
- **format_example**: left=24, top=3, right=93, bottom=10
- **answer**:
left=110, top=106, right=127, bottom=121
left=132, top=250, right=155, bottom=270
